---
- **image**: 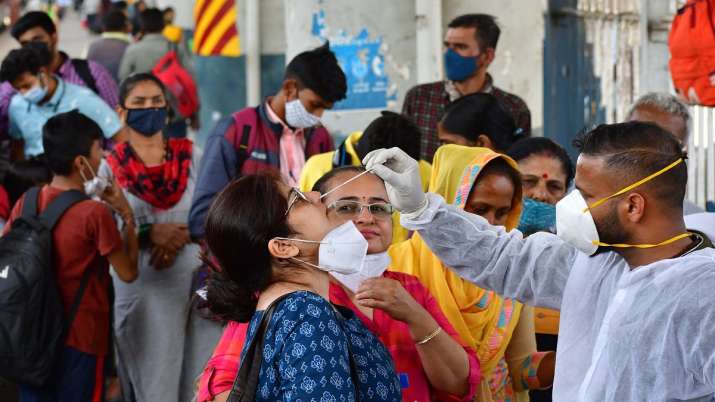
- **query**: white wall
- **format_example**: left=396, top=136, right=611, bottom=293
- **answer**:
left=444, top=0, right=548, bottom=135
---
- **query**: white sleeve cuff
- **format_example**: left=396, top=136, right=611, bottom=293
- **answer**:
left=400, top=193, right=445, bottom=229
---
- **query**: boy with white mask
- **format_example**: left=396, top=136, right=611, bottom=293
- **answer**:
left=3, top=110, right=138, bottom=400
left=364, top=122, right=715, bottom=402
left=189, top=42, right=346, bottom=241
left=0, top=43, right=123, bottom=160
left=197, top=167, right=480, bottom=402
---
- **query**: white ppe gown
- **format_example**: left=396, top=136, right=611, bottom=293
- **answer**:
left=403, top=193, right=715, bottom=402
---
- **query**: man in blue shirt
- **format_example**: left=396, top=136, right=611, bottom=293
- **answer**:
left=0, top=43, right=123, bottom=159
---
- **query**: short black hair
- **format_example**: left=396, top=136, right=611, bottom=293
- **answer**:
left=103, top=10, right=128, bottom=32
left=11, top=11, right=56, bottom=40
left=140, top=8, right=165, bottom=33
left=507, top=137, right=575, bottom=188
left=440, top=93, right=518, bottom=152
left=448, top=14, right=501, bottom=50
left=4, top=158, right=52, bottom=206
left=573, top=121, right=687, bottom=209
left=0, top=42, right=52, bottom=83
left=355, top=111, right=421, bottom=161
left=110, top=1, right=128, bottom=12
left=42, top=110, right=103, bottom=176
left=285, top=42, right=347, bottom=104
left=118, top=72, right=168, bottom=107
left=312, top=166, right=367, bottom=194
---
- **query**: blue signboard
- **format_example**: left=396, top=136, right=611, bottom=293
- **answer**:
left=312, top=10, right=394, bottom=110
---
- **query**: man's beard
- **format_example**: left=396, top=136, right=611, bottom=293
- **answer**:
left=593, top=202, right=628, bottom=254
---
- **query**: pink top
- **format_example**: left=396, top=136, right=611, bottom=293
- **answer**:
left=198, top=271, right=481, bottom=402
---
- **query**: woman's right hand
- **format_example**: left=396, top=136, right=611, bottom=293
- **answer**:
left=150, top=223, right=191, bottom=252
left=363, top=147, right=427, bottom=215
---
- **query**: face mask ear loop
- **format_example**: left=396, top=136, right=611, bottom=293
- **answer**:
left=78, top=156, right=97, bottom=182
left=583, top=158, right=684, bottom=213
left=319, top=169, right=375, bottom=200
left=593, top=232, right=692, bottom=249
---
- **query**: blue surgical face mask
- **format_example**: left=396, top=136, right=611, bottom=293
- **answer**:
left=518, top=198, right=556, bottom=236
left=444, top=48, right=480, bottom=82
left=22, top=74, right=48, bottom=104
left=126, top=107, right=167, bottom=136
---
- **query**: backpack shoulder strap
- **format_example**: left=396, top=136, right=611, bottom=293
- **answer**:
left=227, top=293, right=293, bottom=402
left=232, top=108, right=259, bottom=175
left=21, top=187, right=41, bottom=219
left=63, top=257, right=98, bottom=341
left=234, top=124, right=252, bottom=174
left=70, top=59, right=99, bottom=95
left=38, top=190, right=90, bottom=230
left=37, top=189, right=95, bottom=340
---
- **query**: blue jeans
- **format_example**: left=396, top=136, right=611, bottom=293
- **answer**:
left=19, top=346, right=103, bottom=402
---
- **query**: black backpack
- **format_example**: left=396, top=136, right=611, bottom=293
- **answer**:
left=0, top=187, right=94, bottom=387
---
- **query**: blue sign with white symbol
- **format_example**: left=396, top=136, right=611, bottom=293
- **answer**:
left=311, top=9, right=394, bottom=110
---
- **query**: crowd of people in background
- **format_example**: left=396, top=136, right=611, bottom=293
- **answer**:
left=0, top=6, right=712, bottom=402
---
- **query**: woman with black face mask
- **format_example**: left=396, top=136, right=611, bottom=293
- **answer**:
left=100, top=72, right=222, bottom=402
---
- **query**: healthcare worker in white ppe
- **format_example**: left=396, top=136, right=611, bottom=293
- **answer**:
left=363, top=121, right=715, bottom=402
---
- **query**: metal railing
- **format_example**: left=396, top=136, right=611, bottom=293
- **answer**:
left=687, top=106, right=715, bottom=211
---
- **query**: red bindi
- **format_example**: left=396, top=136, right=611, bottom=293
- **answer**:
left=542, top=173, right=549, bottom=179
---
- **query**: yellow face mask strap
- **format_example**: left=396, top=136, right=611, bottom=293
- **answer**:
left=583, top=158, right=684, bottom=213
left=593, top=232, right=692, bottom=249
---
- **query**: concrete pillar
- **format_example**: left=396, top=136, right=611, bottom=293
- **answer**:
left=245, top=0, right=261, bottom=106
left=415, top=0, right=443, bottom=84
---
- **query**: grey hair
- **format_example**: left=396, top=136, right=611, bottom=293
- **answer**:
left=627, top=92, right=691, bottom=135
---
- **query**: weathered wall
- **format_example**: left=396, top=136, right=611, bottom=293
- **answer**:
left=444, top=0, right=547, bottom=135
left=284, top=0, right=417, bottom=142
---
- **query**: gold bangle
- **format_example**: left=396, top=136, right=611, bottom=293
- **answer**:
left=415, top=326, right=442, bottom=346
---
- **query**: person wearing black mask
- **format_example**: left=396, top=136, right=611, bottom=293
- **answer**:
left=101, top=72, right=221, bottom=401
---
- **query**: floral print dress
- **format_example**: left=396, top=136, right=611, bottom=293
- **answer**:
left=243, top=291, right=402, bottom=401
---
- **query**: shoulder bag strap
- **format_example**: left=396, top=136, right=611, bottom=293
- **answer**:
left=331, top=305, right=362, bottom=402
left=226, top=293, right=292, bottom=402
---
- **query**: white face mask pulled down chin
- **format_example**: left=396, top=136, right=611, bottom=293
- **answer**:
left=78, top=157, right=109, bottom=197
left=331, top=252, right=391, bottom=293
left=274, top=221, right=369, bottom=275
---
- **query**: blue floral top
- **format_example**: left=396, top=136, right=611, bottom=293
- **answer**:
left=241, top=291, right=401, bottom=401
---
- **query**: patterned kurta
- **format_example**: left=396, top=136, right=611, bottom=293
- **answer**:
left=243, top=291, right=402, bottom=401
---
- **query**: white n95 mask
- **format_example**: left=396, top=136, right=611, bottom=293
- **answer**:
left=331, top=252, right=391, bottom=293
left=556, top=190, right=600, bottom=255
left=556, top=158, right=690, bottom=256
left=275, top=221, right=369, bottom=275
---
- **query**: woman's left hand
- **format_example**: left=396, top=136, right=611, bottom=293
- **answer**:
left=355, top=277, right=424, bottom=324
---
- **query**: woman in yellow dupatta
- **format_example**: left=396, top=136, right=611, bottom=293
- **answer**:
left=389, top=144, right=554, bottom=402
